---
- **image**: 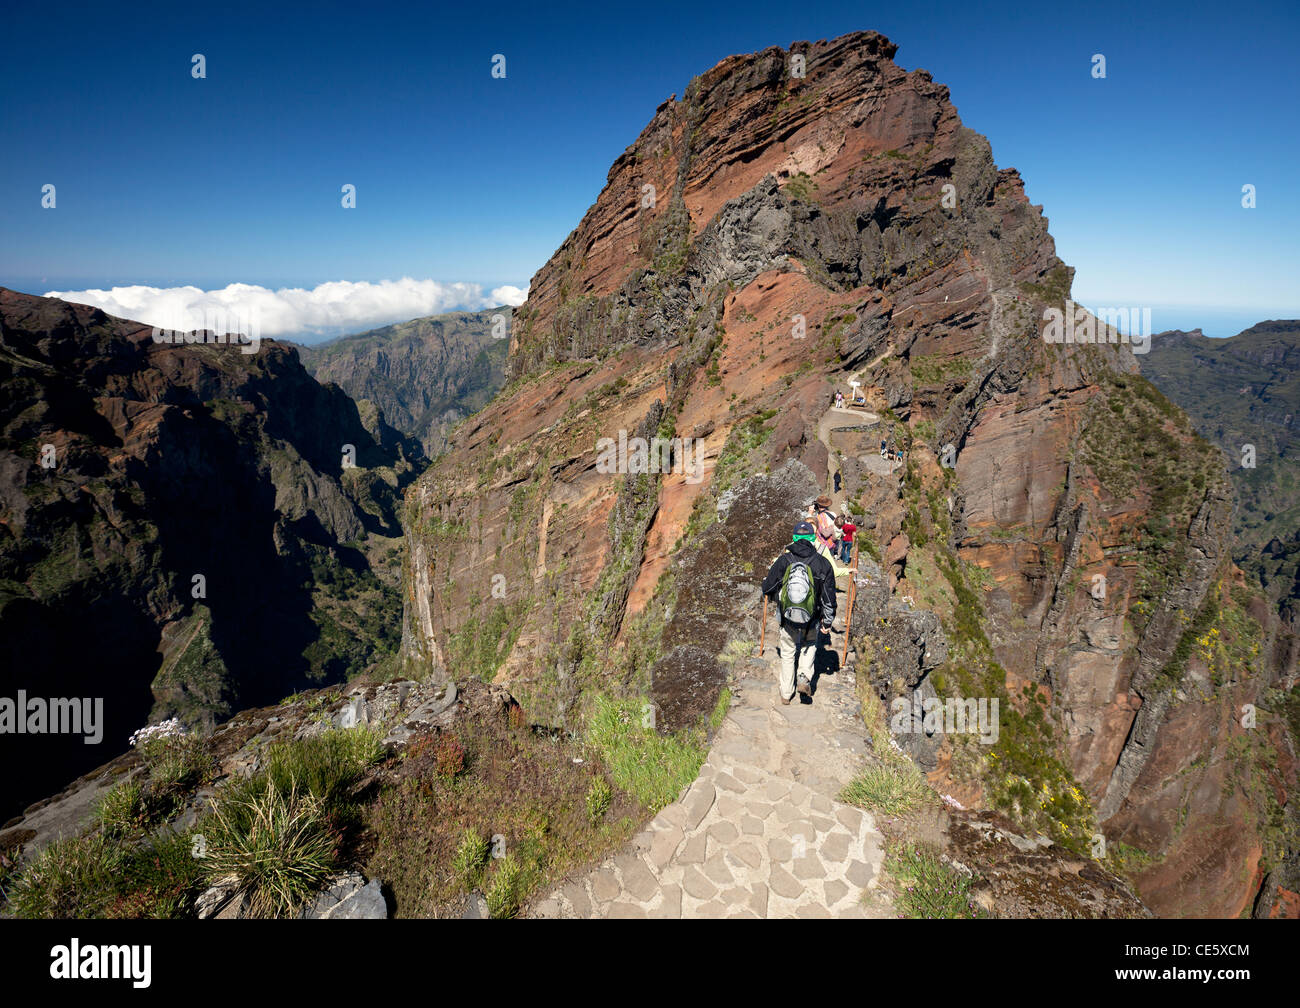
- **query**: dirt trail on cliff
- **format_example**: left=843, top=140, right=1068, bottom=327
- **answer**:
left=530, top=406, right=893, bottom=918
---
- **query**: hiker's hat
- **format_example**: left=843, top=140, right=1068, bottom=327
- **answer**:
left=815, top=495, right=832, bottom=509
left=792, top=521, right=816, bottom=542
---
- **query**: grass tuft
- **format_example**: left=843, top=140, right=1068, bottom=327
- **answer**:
left=886, top=841, right=986, bottom=919
left=96, top=779, right=149, bottom=836
left=840, top=762, right=935, bottom=817
left=201, top=780, right=339, bottom=919
left=585, top=776, right=613, bottom=825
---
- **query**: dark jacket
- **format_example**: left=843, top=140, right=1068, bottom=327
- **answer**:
left=761, top=540, right=836, bottom=627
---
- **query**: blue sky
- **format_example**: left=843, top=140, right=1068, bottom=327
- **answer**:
left=1, top=0, right=1296, bottom=339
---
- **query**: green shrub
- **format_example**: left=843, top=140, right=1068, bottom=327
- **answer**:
left=262, top=726, right=385, bottom=815
left=105, top=829, right=205, bottom=919
left=6, top=832, right=123, bottom=918
left=6, top=828, right=201, bottom=919
left=451, top=828, right=491, bottom=890
left=485, top=854, right=524, bottom=919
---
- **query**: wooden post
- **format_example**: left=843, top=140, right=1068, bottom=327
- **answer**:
left=842, top=546, right=857, bottom=667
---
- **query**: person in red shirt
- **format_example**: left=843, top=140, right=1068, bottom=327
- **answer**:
left=836, top=515, right=857, bottom=565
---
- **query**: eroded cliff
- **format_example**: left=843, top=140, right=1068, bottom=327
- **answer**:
left=0, top=289, right=423, bottom=819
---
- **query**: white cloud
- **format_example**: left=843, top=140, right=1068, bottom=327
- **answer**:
left=490, top=285, right=528, bottom=307
left=43, top=278, right=530, bottom=344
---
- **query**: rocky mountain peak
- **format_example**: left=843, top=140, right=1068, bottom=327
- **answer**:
left=404, top=30, right=1294, bottom=918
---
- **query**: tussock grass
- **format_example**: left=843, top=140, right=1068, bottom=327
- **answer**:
left=141, top=734, right=210, bottom=799
left=192, top=726, right=384, bottom=917
left=840, top=763, right=935, bottom=817
left=96, top=779, right=149, bottom=836
left=846, top=689, right=939, bottom=817
left=585, top=776, right=613, bottom=825
left=7, top=828, right=202, bottom=919
left=261, top=726, right=385, bottom=815
left=201, top=780, right=339, bottom=919
left=485, top=854, right=524, bottom=919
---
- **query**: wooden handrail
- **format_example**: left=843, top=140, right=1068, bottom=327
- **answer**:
left=841, top=536, right=862, bottom=667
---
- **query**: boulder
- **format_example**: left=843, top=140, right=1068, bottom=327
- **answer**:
left=300, top=872, right=389, bottom=920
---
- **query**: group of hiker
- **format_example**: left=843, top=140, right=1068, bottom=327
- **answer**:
left=831, top=389, right=867, bottom=410
left=811, top=497, right=856, bottom=565
left=760, top=495, right=856, bottom=705
left=759, top=381, right=900, bottom=706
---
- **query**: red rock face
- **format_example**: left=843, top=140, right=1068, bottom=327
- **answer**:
left=404, top=31, right=1296, bottom=916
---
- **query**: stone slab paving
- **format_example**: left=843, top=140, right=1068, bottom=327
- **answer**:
left=530, top=404, right=893, bottom=919
left=532, top=612, right=892, bottom=919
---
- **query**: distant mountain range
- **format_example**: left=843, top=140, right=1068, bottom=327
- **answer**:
left=1141, top=321, right=1300, bottom=624
left=295, top=309, right=509, bottom=458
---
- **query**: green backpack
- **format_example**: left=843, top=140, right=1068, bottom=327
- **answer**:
left=779, top=558, right=817, bottom=625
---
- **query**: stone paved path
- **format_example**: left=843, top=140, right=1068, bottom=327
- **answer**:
left=532, top=590, right=892, bottom=918
left=530, top=404, right=893, bottom=919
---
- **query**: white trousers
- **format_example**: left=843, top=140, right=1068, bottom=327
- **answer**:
left=777, top=621, right=816, bottom=700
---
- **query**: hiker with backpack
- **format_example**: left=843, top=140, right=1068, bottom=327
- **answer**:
left=761, top=521, right=837, bottom=704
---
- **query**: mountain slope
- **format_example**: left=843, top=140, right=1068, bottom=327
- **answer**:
left=296, top=309, right=510, bottom=457
left=400, top=30, right=1297, bottom=917
left=1141, top=322, right=1300, bottom=626
left=0, top=288, right=425, bottom=819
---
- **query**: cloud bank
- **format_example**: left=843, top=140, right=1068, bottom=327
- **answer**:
left=43, top=278, right=530, bottom=343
